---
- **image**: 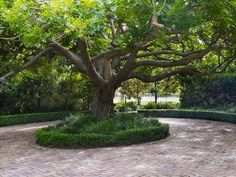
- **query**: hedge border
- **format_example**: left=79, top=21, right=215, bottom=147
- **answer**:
left=138, top=109, right=236, bottom=123
left=36, top=124, right=169, bottom=148
left=0, top=112, right=74, bottom=127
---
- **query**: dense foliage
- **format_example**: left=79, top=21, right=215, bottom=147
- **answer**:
left=0, top=64, right=94, bottom=115
left=180, top=75, right=236, bottom=109
left=36, top=113, right=169, bottom=148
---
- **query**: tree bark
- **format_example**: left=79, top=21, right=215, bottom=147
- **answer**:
left=92, top=86, right=115, bottom=118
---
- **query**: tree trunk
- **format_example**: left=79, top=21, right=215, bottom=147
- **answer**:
left=138, top=97, right=141, bottom=106
left=92, top=86, right=115, bottom=118
left=154, top=82, right=158, bottom=103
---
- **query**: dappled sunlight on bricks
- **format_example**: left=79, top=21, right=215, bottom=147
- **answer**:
left=0, top=119, right=235, bottom=177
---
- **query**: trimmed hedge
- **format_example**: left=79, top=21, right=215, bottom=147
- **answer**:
left=0, top=112, right=73, bottom=127
left=36, top=124, right=169, bottom=148
left=142, top=102, right=180, bottom=110
left=138, top=109, right=236, bottom=123
left=36, top=130, right=113, bottom=148
left=114, top=125, right=169, bottom=145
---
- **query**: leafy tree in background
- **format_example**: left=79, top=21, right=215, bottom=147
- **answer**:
left=0, top=0, right=235, bottom=117
left=158, top=78, right=180, bottom=96
left=56, top=72, right=94, bottom=111
left=150, top=77, right=180, bottom=103
left=120, top=79, right=150, bottom=106
left=0, top=59, right=94, bottom=115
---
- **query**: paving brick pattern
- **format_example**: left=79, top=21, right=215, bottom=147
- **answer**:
left=0, top=118, right=236, bottom=177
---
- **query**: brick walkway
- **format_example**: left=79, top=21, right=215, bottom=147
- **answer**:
left=0, top=118, right=236, bottom=177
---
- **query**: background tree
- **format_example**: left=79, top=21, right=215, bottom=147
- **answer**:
left=56, top=72, right=94, bottom=111
left=150, top=77, right=180, bottom=103
left=158, top=78, right=180, bottom=96
left=0, top=0, right=235, bottom=117
left=120, top=79, right=150, bottom=106
left=0, top=59, right=94, bottom=115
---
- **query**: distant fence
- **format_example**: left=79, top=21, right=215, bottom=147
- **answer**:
left=114, top=94, right=180, bottom=104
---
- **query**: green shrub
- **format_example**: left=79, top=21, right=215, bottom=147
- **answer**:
left=36, top=113, right=169, bottom=148
left=0, top=112, right=74, bottom=127
left=114, top=125, right=169, bottom=145
left=180, top=75, right=236, bottom=109
left=56, top=113, right=94, bottom=134
left=143, top=102, right=180, bottom=109
left=81, top=120, right=118, bottom=135
left=115, top=102, right=137, bottom=112
left=36, top=129, right=113, bottom=148
left=138, top=109, right=236, bottom=123
left=58, top=113, right=162, bottom=134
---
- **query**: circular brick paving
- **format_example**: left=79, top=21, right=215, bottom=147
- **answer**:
left=0, top=118, right=236, bottom=177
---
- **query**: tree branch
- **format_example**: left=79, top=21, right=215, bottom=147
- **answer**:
left=133, top=48, right=211, bottom=59
left=157, top=0, right=167, bottom=15
left=134, top=50, right=183, bottom=58
left=91, top=48, right=122, bottom=63
left=114, top=47, right=211, bottom=85
left=111, top=0, right=168, bottom=85
left=0, top=48, right=50, bottom=82
left=134, top=48, right=212, bottom=68
left=47, top=40, right=87, bottom=73
left=126, top=68, right=202, bottom=83
left=108, top=14, right=117, bottom=47
left=133, top=1, right=164, bottom=49
left=135, top=59, right=189, bottom=68
left=119, top=47, right=211, bottom=75
left=114, top=1, right=166, bottom=81
left=214, top=56, right=235, bottom=73
left=76, top=38, right=104, bottom=86
left=0, top=35, right=21, bottom=41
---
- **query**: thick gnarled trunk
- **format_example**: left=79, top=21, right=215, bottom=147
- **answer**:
left=92, top=86, right=115, bottom=118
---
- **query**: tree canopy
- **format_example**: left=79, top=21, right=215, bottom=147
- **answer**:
left=0, top=0, right=235, bottom=117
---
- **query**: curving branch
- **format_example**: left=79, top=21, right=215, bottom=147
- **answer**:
left=92, top=48, right=122, bottom=63
left=213, top=56, right=235, bottom=73
left=134, top=48, right=212, bottom=59
left=0, top=48, right=50, bottom=82
left=135, top=59, right=189, bottom=68
left=47, top=40, right=87, bottom=73
left=76, top=38, right=104, bottom=86
left=126, top=67, right=202, bottom=83
left=134, top=47, right=212, bottom=68
left=0, top=35, right=21, bottom=41
left=135, top=50, right=183, bottom=58
left=114, top=47, right=212, bottom=86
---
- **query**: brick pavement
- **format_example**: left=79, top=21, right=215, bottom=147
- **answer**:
left=0, top=118, right=236, bottom=177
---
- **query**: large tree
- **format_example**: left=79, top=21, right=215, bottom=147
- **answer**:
left=0, top=0, right=235, bottom=117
